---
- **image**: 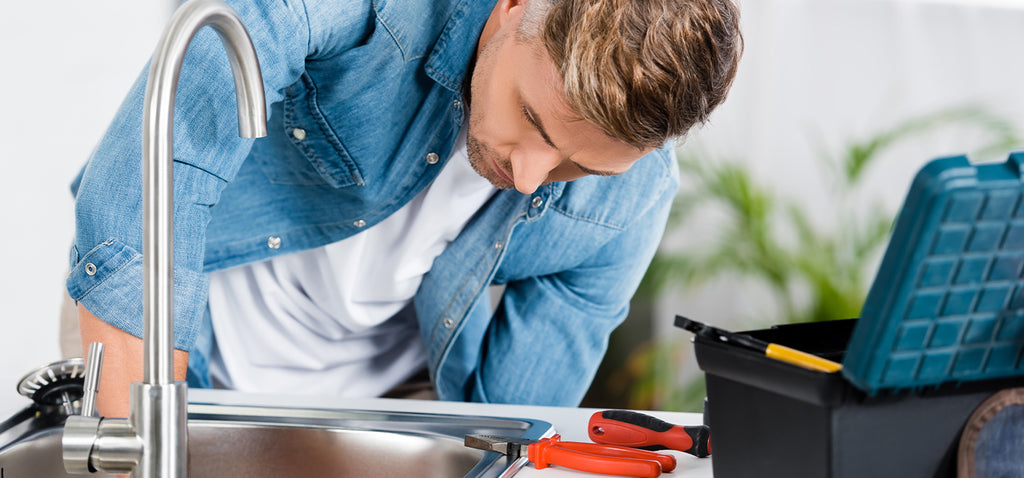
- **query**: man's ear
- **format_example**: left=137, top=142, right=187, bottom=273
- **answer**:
left=496, top=0, right=527, bottom=28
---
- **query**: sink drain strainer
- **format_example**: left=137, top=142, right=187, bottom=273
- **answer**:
left=16, top=358, right=85, bottom=411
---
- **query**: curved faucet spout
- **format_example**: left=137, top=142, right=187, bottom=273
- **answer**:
left=140, top=1, right=267, bottom=475
left=143, top=0, right=267, bottom=388
left=59, top=1, right=267, bottom=477
left=64, top=1, right=267, bottom=475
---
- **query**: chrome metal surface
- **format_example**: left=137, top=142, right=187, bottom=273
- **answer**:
left=90, top=420, right=141, bottom=472
left=129, top=383, right=187, bottom=478
left=81, top=344, right=103, bottom=418
left=62, top=416, right=102, bottom=474
left=64, top=350, right=141, bottom=475
left=142, top=0, right=266, bottom=388
left=6, top=403, right=551, bottom=478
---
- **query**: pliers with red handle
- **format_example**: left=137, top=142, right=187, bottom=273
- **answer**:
left=464, top=433, right=676, bottom=478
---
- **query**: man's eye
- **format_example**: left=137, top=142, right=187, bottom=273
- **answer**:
left=521, top=105, right=535, bottom=124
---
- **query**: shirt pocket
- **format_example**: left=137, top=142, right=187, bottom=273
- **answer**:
left=252, top=76, right=365, bottom=188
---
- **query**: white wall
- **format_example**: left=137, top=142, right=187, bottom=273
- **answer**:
left=664, top=0, right=1024, bottom=318
left=0, top=2, right=171, bottom=388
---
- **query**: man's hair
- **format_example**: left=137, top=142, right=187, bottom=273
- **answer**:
left=518, top=0, right=743, bottom=149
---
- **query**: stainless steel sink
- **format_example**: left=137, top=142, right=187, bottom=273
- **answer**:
left=0, top=401, right=553, bottom=477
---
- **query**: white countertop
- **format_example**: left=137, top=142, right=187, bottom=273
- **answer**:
left=0, top=387, right=712, bottom=477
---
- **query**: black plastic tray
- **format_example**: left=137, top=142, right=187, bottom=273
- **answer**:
left=694, top=319, right=1022, bottom=478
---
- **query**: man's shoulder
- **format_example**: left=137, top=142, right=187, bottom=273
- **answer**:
left=300, top=0, right=473, bottom=53
left=368, top=0, right=467, bottom=18
left=355, top=0, right=476, bottom=42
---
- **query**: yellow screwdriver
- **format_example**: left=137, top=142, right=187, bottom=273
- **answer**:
left=675, top=315, right=843, bottom=373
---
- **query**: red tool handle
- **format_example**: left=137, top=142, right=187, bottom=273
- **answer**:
left=589, top=410, right=712, bottom=458
left=555, top=439, right=676, bottom=472
left=528, top=435, right=664, bottom=478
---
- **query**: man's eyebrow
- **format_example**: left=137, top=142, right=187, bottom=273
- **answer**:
left=521, top=102, right=620, bottom=177
left=521, top=102, right=559, bottom=150
left=574, top=162, right=618, bottom=177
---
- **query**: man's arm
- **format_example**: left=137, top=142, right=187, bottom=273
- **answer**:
left=78, top=304, right=188, bottom=418
left=462, top=152, right=680, bottom=405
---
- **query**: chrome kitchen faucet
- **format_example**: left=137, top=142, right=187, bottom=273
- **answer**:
left=61, top=0, right=267, bottom=476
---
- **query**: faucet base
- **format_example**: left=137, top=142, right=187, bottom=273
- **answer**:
left=61, top=382, right=189, bottom=476
left=130, top=382, right=188, bottom=478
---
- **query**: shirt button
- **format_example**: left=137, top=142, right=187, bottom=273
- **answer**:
left=85, top=263, right=97, bottom=276
left=354, top=219, right=367, bottom=228
left=531, top=196, right=543, bottom=208
left=443, top=317, right=454, bottom=328
left=292, top=128, right=306, bottom=141
left=267, top=236, right=282, bottom=249
left=452, top=99, right=462, bottom=110
left=494, top=241, right=503, bottom=250
left=426, top=152, right=439, bottom=164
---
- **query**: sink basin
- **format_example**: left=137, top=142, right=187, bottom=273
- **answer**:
left=0, top=401, right=552, bottom=477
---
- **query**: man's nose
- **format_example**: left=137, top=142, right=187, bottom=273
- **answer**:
left=510, top=148, right=559, bottom=195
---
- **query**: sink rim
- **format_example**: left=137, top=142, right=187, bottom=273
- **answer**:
left=0, top=399, right=554, bottom=478
left=185, top=400, right=553, bottom=478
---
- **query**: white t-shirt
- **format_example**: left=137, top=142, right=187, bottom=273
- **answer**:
left=207, top=129, right=494, bottom=397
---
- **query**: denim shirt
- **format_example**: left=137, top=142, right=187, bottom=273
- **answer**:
left=67, top=0, right=679, bottom=406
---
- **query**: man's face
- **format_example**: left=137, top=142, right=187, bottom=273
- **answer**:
left=466, top=4, right=653, bottom=195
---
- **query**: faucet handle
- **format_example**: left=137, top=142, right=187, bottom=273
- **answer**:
left=63, top=342, right=106, bottom=474
left=81, top=342, right=104, bottom=417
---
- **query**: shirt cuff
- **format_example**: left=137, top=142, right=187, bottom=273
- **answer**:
left=66, top=237, right=207, bottom=352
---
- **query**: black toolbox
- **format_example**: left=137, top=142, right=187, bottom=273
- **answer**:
left=694, top=319, right=1022, bottom=477
left=690, top=155, right=1024, bottom=477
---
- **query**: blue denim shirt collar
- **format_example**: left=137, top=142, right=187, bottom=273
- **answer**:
left=423, top=0, right=492, bottom=94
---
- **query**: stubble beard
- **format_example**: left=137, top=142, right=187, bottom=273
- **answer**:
left=466, top=129, right=514, bottom=190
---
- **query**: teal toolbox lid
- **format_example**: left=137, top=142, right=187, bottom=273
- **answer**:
left=844, top=153, right=1024, bottom=394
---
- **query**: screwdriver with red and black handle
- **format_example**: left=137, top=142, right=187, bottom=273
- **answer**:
left=588, top=410, right=712, bottom=458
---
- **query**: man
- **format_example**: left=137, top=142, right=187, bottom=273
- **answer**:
left=68, top=0, right=742, bottom=417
